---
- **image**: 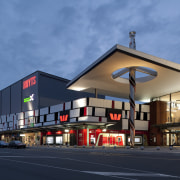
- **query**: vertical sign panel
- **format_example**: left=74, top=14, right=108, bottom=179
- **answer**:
left=22, top=72, right=39, bottom=112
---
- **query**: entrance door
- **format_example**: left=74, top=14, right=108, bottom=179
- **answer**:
left=70, top=134, right=76, bottom=146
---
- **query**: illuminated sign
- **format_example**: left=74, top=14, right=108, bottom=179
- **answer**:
left=60, top=110, right=69, bottom=123
left=24, top=94, right=35, bottom=103
left=109, top=113, right=121, bottom=121
left=60, top=115, right=68, bottom=122
left=106, top=109, right=122, bottom=122
left=23, top=76, right=36, bottom=90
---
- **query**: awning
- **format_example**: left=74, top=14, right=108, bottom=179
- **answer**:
left=67, top=44, right=180, bottom=102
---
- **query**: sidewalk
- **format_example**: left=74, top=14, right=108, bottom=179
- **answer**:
left=28, top=145, right=180, bottom=154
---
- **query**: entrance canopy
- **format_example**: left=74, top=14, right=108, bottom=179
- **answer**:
left=67, top=44, right=180, bottom=102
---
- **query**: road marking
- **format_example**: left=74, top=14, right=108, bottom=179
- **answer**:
left=83, top=171, right=179, bottom=178
left=0, top=157, right=179, bottom=179
left=1, top=154, right=179, bottom=178
left=0, top=156, right=25, bottom=157
left=0, top=158, right=135, bottom=180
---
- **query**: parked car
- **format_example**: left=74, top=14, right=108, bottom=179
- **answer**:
left=8, top=141, right=26, bottom=148
left=0, top=140, right=9, bottom=148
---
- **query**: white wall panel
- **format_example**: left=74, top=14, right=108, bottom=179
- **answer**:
left=43, top=121, right=55, bottom=126
left=141, top=105, right=150, bottom=112
left=40, top=107, right=49, bottom=115
left=122, top=119, right=128, bottom=130
left=135, top=104, right=139, bottom=111
left=20, top=125, right=27, bottom=129
left=34, top=123, right=42, bottom=127
left=140, top=113, right=144, bottom=120
left=9, top=122, right=13, bottom=127
left=46, top=114, right=55, bottom=122
left=65, top=101, right=71, bottom=110
left=40, top=116, right=44, bottom=123
left=122, top=111, right=125, bottom=118
left=101, top=117, right=107, bottom=123
left=103, top=99, right=112, bottom=108
left=73, top=98, right=87, bottom=109
left=1, top=115, right=6, bottom=123
left=25, top=111, right=34, bottom=118
left=7, top=114, right=15, bottom=122
left=70, top=109, right=80, bottom=118
left=70, top=118, right=76, bottom=122
left=124, top=102, right=130, bottom=110
left=114, top=101, right=122, bottom=109
left=95, top=108, right=106, bottom=117
left=87, top=107, right=92, bottom=116
left=24, top=118, right=28, bottom=125
left=17, top=112, right=24, bottom=120
left=50, top=104, right=63, bottom=113
left=89, top=98, right=104, bottom=107
left=35, top=110, right=39, bottom=116
left=78, top=116, right=99, bottom=122
left=135, top=120, right=148, bottom=131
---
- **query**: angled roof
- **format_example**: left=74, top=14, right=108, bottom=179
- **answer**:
left=67, top=44, right=180, bottom=102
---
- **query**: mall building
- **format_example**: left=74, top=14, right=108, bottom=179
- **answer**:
left=0, top=44, right=180, bottom=147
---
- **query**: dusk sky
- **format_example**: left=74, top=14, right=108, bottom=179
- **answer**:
left=0, top=0, right=180, bottom=90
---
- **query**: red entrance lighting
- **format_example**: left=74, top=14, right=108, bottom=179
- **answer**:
left=56, top=131, right=62, bottom=134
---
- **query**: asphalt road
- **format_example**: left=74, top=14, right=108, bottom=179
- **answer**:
left=0, top=146, right=180, bottom=180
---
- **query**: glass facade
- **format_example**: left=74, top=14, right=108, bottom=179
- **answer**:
left=153, top=92, right=180, bottom=145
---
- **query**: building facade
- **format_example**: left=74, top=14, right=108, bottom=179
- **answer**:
left=0, top=44, right=180, bottom=146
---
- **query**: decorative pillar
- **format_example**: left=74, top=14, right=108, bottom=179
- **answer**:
left=129, top=31, right=136, bottom=147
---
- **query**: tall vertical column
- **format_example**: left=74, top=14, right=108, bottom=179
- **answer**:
left=129, top=31, right=136, bottom=147
left=129, top=68, right=136, bottom=147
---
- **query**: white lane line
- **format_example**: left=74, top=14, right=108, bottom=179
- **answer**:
left=0, top=156, right=57, bottom=158
left=83, top=171, right=179, bottom=178
left=0, top=156, right=25, bottom=157
left=2, top=154, right=179, bottom=179
left=0, top=158, right=136, bottom=180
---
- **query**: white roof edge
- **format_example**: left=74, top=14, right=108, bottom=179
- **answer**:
left=67, top=44, right=180, bottom=88
left=116, top=44, right=180, bottom=70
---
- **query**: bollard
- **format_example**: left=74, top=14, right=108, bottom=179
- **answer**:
left=169, top=145, right=173, bottom=150
left=156, top=146, right=160, bottom=150
left=126, top=146, right=130, bottom=149
left=82, top=145, right=85, bottom=148
left=140, top=146, right=144, bottom=150
left=114, top=146, right=116, bottom=149
left=74, top=145, right=77, bottom=148
left=102, top=146, right=105, bottom=149
left=92, top=145, right=95, bottom=149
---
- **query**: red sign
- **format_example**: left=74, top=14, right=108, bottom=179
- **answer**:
left=109, top=113, right=121, bottom=121
left=23, top=76, right=36, bottom=90
left=60, top=115, right=68, bottom=122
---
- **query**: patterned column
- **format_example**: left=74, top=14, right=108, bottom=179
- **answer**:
left=129, top=68, right=136, bottom=147
left=129, top=31, right=136, bottom=147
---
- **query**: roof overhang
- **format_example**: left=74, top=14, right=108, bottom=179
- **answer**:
left=67, top=44, right=180, bottom=102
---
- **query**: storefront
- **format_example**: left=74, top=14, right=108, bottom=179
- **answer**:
left=1, top=44, right=180, bottom=146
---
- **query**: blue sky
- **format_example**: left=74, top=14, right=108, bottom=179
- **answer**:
left=0, top=0, right=180, bottom=90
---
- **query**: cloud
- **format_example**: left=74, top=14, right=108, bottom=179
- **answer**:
left=0, top=0, right=180, bottom=89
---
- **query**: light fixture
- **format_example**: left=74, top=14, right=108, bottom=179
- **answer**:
left=102, top=129, right=107, bottom=132
left=65, top=129, right=69, bottom=133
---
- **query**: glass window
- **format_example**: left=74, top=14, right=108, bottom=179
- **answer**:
left=171, top=92, right=180, bottom=123
left=159, top=94, right=170, bottom=123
